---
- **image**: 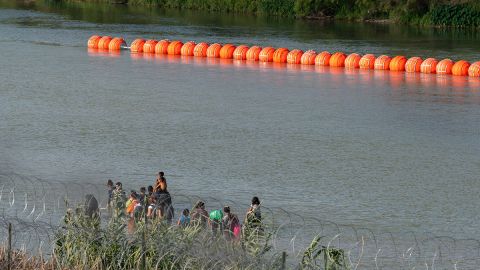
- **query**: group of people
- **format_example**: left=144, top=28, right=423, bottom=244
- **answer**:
left=106, top=171, right=262, bottom=241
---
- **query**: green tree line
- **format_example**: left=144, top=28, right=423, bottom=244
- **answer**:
left=121, top=0, right=480, bottom=26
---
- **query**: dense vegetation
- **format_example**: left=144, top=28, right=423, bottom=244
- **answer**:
left=0, top=207, right=348, bottom=269
left=121, top=0, right=480, bottom=27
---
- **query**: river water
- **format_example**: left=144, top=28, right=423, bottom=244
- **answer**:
left=0, top=0, right=479, bottom=265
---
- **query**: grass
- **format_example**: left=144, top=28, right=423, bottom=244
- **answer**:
left=0, top=205, right=348, bottom=269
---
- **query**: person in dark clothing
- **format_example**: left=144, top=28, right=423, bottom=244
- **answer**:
left=222, top=206, right=240, bottom=241
left=243, top=196, right=262, bottom=242
left=155, top=183, right=174, bottom=223
left=106, top=179, right=114, bottom=209
left=139, top=187, right=146, bottom=205
left=190, top=201, right=209, bottom=228
left=84, top=194, right=99, bottom=219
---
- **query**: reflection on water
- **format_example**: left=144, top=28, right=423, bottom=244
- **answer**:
left=88, top=48, right=480, bottom=105
left=1, top=0, right=480, bottom=61
left=1, top=1, right=480, bottom=249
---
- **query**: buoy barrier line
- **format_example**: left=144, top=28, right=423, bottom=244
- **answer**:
left=87, top=35, right=480, bottom=77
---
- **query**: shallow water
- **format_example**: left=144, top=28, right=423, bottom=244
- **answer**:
left=0, top=0, right=479, bottom=257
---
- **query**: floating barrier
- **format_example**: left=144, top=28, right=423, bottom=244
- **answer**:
left=181, top=41, right=196, bottom=56
left=273, top=48, right=289, bottom=63
left=207, top=43, right=222, bottom=58
left=374, top=55, right=391, bottom=70
left=300, top=50, right=316, bottom=65
left=468, top=62, right=480, bottom=77
left=437, top=59, right=454, bottom=75
left=130, top=39, right=145, bottom=53
left=259, top=47, right=275, bottom=62
left=155, top=40, right=170, bottom=54
left=143, top=40, right=158, bottom=54
left=233, top=45, right=249, bottom=60
left=220, top=44, right=236, bottom=59
left=420, top=58, right=438, bottom=74
left=405, top=57, right=423, bottom=73
left=452, top=60, right=470, bottom=76
left=315, top=51, right=331, bottom=66
left=246, top=46, right=262, bottom=61
left=87, top=35, right=480, bottom=77
left=108, top=37, right=126, bottom=51
left=97, top=36, right=112, bottom=50
left=193, top=42, right=209, bottom=57
left=330, top=52, right=346, bottom=67
left=287, top=49, right=304, bottom=64
left=390, top=56, right=407, bottom=71
left=167, top=41, right=183, bottom=55
left=345, top=53, right=361, bottom=69
left=359, top=54, right=375, bottom=69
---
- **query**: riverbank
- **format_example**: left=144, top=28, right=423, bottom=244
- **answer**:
left=64, top=0, right=480, bottom=27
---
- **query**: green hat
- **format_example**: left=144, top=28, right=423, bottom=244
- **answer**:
left=209, top=209, right=223, bottom=221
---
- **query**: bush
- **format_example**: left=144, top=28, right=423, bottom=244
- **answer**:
left=428, top=4, right=480, bottom=27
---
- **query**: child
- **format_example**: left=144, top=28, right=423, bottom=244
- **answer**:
left=177, top=208, right=190, bottom=227
left=126, top=192, right=139, bottom=218
left=106, top=179, right=114, bottom=209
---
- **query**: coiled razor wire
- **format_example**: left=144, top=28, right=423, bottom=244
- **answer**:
left=0, top=172, right=479, bottom=269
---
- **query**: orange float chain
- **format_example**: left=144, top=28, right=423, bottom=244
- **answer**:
left=143, top=40, right=158, bottom=54
left=181, top=41, right=196, bottom=56
left=273, top=48, right=289, bottom=63
left=345, top=53, right=361, bottom=69
left=207, top=43, right=222, bottom=58
left=287, top=49, right=304, bottom=64
left=246, top=46, right=262, bottom=61
left=220, top=44, right=236, bottom=59
left=88, top=35, right=480, bottom=77
left=300, top=50, right=316, bottom=65
left=193, top=42, right=209, bottom=57
left=359, top=54, right=376, bottom=69
left=259, top=47, right=275, bottom=62
left=155, top=40, right=170, bottom=54
left=233, top=45, right=249, bottom=60
left=436, top=59, right=454, bottom=75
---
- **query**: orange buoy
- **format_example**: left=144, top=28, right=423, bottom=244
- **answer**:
left=130, top=39, right=146, bottom=53
left=180, top=41, right=196, bottom=56
left=206, top=43, right=222, bottom=58
left=259, top=47, right=276, bottom=62
left=219, top=44, right=236, bottom=59
left=374, top=55, right=392, bottom=70
left=300, top=50, right=316, bottom=65
left=344, top=53, right=362, bottom=69
left=108, top=37, right=126, bottom=51
left=468, top=61, right=480, bottom=77
left=436, top=59, right=454, bottom=75
left=233, top=45, right=249, bottom=60
left=143, top=40, right=158, bottom=54
left=405, top=57, right=423, bottom=73
left=329, top=52, right=347, bottom=67
left=287, top=49, right=304, bottom=64
left=315, top=51, right=331, bottom=66
left=154, top=40, right=170, bottom=54
left=389, top=56, right=407, bottom=71
left=97, top=36, right=112, bottom=50
left=167, top=41, right=183, bottom=55
left=246, top=46, right=262, bottom=61
left=87, top=35, right=101, bottom=49
left=452, top=60, right=470, bottom=76
left=193, top=42, right=209, bottom=57
left=359, top=54, right=376, bottom=69
left=273, top=48, right=289, bottom=63
left=420, top=58, right=438, bottom=74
